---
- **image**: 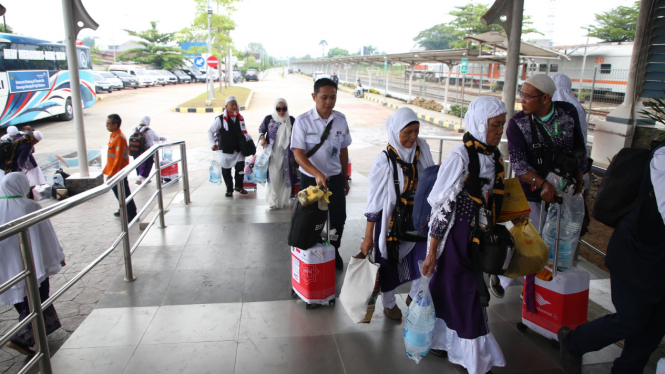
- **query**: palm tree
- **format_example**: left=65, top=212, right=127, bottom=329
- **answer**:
left=119, top=21, right=185, bottom=70
left=319, top=40, right=328, bottom=57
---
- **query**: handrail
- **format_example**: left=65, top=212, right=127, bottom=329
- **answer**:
left=0, top=141, right=191, bottom=374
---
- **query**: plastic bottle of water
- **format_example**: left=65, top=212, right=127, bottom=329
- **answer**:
left=209, top=159, right=222, bottom=184
left=404, top=275, right=436, bottom=364
left=542, top=195, right=584, bottom=270
left=162, top=147, right=173, bottom=162
left=53, top=174, right=64, bottom=186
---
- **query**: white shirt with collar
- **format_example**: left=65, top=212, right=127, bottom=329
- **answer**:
left=290, top=108, right=352, bottom=178
left=651, top=146, right=665, bottom=223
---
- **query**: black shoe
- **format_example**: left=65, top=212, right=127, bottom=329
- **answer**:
left=489, top=275, right=504, bottom=298
left=128, top=214, right=137, bottom=224
left=558, top=327, right=582, bottom=374
left=430, top=349, right=447, bottom=358
left=113, top=211, right=120, bottom=217
left=335, top=249, right=343, bottom=270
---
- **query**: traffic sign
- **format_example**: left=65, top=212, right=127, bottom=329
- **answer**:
left=461, top=58, right=468, bottom=75
left=384, top=60, right=387, bottom=71
left=207, top=56, right=219, bottom=68
left=194, top=56, right=205, bottom=68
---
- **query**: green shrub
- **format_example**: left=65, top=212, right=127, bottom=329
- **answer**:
left=450, top=104, right=468, bottom=118
left=578, top=89, right=591, bottom=101
left=409, top=96, right=443, bottom=112
left=369, top=88, right=380, bottom=94
left=491, top=82, right=499, bottom=92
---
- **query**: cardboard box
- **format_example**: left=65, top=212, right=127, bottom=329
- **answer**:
left=498, top=178, right=531, bottom=223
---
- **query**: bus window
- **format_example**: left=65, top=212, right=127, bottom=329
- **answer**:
left=17, top=44, right=49, bottom=70
left=0, top=43, right=21, bottom=71
left=55, top=46, right=68, bottom=70
left=600, top=64, right=611, bottom=74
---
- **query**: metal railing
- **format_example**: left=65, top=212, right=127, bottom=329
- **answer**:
left=0, top=141, right=191, bottom=374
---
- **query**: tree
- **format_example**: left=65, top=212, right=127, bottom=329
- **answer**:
left=587, top=1, right=639, bottom=42
left=174, top=28, right=208, bottom=43
left=82, top=37, right=95, bottom=48
left=413, top=24, right=459, bottom=50
left=119, top=21, right=186, bottom=70
left=319, top=40, right=327, bottom=57
left=0, top=24, right=13, bottom=34
left=90, top=45, right=103, bottom=65
left=328, top=47, right=349, bottom=58
left=362, top=45, right=378, bottom=55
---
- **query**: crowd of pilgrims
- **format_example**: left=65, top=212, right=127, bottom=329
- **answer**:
left=0, top=72, right=662, bottom=374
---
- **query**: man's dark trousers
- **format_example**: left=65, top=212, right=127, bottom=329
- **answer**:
left=222, top=161, right=245, bottom=192
left=112, top=177, right=138, bottom=220
left=564, top=275, right=665, bottom=373
left=300, top=173, right=346, bottom=250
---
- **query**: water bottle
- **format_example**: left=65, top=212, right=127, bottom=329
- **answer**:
left=209, top=158, right=222, bottom=184
left=162, top=147, right=173, bottom=162
left=404, top=274, right=436, bottom=364
left=53, top=174, right=64, bottom=186
left=542, top=195, right=584, bottom=270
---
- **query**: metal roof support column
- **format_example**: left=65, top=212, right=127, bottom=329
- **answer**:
left=384, top=62, right=390, bottom=104
left=443, top=64, right=452, bottom=113
left=355, top=63, right=360, bottom=82
left=368, top=63, right=373, bottom=90
left=408, top=64, right=414, bottom=102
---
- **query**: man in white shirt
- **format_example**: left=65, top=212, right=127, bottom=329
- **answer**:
left=291, top=78, right=352, bottom=269
left=558, top=139, right=665, bottom=374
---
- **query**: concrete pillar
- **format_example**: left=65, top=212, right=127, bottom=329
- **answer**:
left=443, top=64, right=452, bottom=112
left=502, top=0, right=523, bottom=120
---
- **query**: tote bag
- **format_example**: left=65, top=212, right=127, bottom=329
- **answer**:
left=339, top=251, right=381, bottom=323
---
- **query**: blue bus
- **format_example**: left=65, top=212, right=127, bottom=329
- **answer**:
left=0, top=33, right=96, bottom=127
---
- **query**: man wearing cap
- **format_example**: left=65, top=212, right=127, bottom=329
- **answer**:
left=1, top=126, right=23, bottom=142
left=208, top=96, right=251, bottom=197
left=490, top=74, right=587, bottom=298
left=132, top=115, right=167, bottom=185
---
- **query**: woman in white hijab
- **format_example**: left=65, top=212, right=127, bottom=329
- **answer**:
left=360, top=107, right=434, bottom=320
left=258, top=98, right=296, bottom=209
left=421, top=97, right=507, bottom=374
left=0, top=173, right=65, bottom=355
left=552, top=74, right=588, bottom=145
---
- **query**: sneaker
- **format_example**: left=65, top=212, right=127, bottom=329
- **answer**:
left=113, top=211, right=120, bottom=217
left=558, top=327, right=582, bottom=374
left=135, top=176, right=144, bottom=185
left=383, top=305, right=402, bottom=320
left=489, top=275, right=505, bottom=298
left=6, top=342, right=35, bottom=356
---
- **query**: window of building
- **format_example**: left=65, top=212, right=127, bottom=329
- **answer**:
left=539, top=64, right=548, bottom=72
left=600, top=64, right=611, bottom=74
left=550, top=64, right=559, bottom=73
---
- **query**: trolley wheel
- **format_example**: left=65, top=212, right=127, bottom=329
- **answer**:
left=551, top=339, right=560, bottom=350
left=305, top=303, right=313, bottom=310
left=329, top=299, right=335, bottom=306
left=291, top=289, right=297, bottom=299
left=516, top=322, right=528, bottom=332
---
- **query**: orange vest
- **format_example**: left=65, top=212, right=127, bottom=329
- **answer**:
left=103, top=130, right=129, bottom=177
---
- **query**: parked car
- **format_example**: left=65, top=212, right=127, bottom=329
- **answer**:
left=157, top=70, right=178, bottom=85
left=181, top=68, right=206, bottom=83
left=245, top=69, right=259, bottom=82
left=232, top=70, right=244, bottom=83
left=169, top=70, right=192, bottom=84
left=288, top=68, right=293, bottom=74
left=92, top=73, right=113, bottom=93
left=97, top=71, right=123, bottom=90
left=109, top=65, right=153, bottom=87
left=148, top=71, right=167, bottom=86
left=312, top=71, right=325, bottom=81
left=315, top=74, right=331, bottom=82
left=110, top=71, right=139, bottom=89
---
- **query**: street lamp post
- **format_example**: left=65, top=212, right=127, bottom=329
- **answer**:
left=206, top=5, right=214, bottom=104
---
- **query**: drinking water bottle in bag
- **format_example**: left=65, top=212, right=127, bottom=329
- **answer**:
left=404, top=271, right=436, bottom=364
left=209, top=154, right=222, bottom=184
left=162, top=147, right=173, bottom=162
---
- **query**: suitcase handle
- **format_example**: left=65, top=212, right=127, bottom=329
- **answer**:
left=541, top=199, right=563, bottom=278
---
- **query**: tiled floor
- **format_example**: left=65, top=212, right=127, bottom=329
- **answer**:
left=50, top=174, right=644, bottom=374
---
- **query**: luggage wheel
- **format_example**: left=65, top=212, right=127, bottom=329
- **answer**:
left=305, top=303, right=313, bottom=310
left=516, top=322, right=528, bottom=332
left=291, top=289, right=297, bottom=299
left=329, top=299, right=335, bottom=306
left=550, top=339, right=560, bottom=350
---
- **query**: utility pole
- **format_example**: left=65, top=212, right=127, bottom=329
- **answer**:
left=206, top=1, right=214, bottom=104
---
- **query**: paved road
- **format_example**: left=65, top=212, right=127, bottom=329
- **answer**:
left=0, top=70, right=460, bottom=373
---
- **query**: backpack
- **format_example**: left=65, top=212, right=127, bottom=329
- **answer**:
left=0, top=140, right=12, bottom=167
left=129, top=127, right=148, bottom=158
left=412, top=164, right=440, bottom=236
left=593, top=140, right=665, bottom=228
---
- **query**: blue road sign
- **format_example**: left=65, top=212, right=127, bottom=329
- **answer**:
left=194, top=56, right=205, bottom=68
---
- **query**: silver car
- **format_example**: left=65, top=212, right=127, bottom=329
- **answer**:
left=149, top=71, right=167, bottom=86
left=98, top=71, right=124, bottom=90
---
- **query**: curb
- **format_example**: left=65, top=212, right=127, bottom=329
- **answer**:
left=337, top=86, right=464, bottom=131
left=173, top=89, right=252, bottom=113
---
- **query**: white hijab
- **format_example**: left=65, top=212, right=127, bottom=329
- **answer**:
left=266, top=98, right=293, bottom=207
left=426, top=97, right=506, bottom=259
left=366, top=107, right=434, bottom=259
left=0, top=173, right=65, bottom=305
left=552, top=74, right=588, bottom=144
left=271, top=98, right=292, bottom=150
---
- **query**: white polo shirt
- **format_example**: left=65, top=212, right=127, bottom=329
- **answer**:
left=291, top=108, right=352, bottom=178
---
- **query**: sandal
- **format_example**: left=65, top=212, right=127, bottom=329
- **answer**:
left=225, top=191, right=233, bottom=197
left=235, top=188, right=248, bottom=195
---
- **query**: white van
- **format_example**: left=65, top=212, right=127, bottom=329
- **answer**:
left=108, top=65, right=154, bottom=88
left=313, top=71, right=324, bottom=81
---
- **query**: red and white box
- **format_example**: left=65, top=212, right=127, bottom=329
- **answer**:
left=291, top=244, right=336, bottom=305
left=160, top=162, right=179, bottom=180
left=522, top=267, right=590, bottom=341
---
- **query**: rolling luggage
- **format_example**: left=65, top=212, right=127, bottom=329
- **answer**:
left=517, top=198, right=590, bottom=348
left=291, top=211, right=336, bottom=309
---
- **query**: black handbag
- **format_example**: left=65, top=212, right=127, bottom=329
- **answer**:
left=385, top=151, right=426, bottom=243
left=479, top=222, right=515, bottom=275
left=287, top=199, right=328, bottom=249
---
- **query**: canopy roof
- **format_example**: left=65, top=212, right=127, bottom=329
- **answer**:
left=293, top=32, right=567, bottom=66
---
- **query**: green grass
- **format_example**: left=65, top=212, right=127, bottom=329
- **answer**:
left=177, top=86, right=252, bottom=108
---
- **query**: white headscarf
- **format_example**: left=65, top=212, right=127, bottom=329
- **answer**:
left=140, top=115, right=151, bottom=126
left=266, top=98, right=293, bottom=208
left=426, top=97, right=506, bottom=259
left=366, top=107, right=435, bottom=260
left=7, top=126, right=18, bottom=137
left=0, top=173, right=65, bottom=305
left=552, top=74, right=588, bottom=144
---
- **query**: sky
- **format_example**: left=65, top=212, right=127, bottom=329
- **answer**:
left=3, top=0, right=635, bottom=59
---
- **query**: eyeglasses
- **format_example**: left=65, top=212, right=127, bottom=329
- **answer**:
left=276, top=107, right=288, bottom=112
left=519, top=91, right=544, bottom=100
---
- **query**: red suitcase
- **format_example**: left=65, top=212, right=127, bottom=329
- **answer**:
left=348, top=159, right=352, bottom=182
left=291, top=212, right=335, bottom=308
left=517, top=199, right=590, bottom=348
left=243, top=182, right=257, bottom=191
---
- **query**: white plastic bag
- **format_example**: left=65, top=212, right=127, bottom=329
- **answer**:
left=339, top=251, right=380, bottom=323
left=542, top=194, right=585, bottom=270
left=404, top=273, right=436, bottom=364
left=253, top=144, right=272, bottom=184
left=657, top=358, right=665, bottom=374
left=209, top=152, right=222, bottom=184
